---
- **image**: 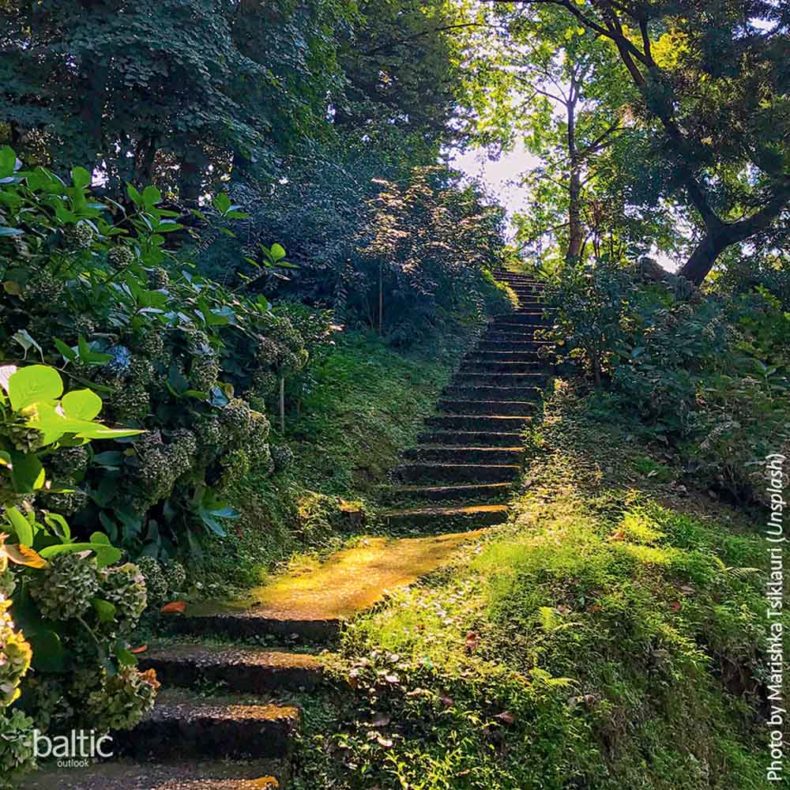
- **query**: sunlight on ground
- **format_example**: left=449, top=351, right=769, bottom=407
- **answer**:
left=245, top=530, right=489, bottom=621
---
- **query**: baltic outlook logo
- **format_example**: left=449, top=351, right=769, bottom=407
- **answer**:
left=32, top=729, right=114, bottom=768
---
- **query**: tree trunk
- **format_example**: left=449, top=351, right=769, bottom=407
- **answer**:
left=678, top=186, right=790, bottom=284
left=567, top=163, right=583, bottom=264
left=564, top=75, right=584, bottom=265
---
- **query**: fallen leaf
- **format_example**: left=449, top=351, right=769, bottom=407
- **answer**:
left=130, top=644, right=148, bottom=654
left=254, top=777, right=279, bottom=789
left=160, top=600, right=186, bottom=614
left=371, top=714, right=391, bottom=728
left=464, top=630, right=480, bottom=653
left=670, top=600, right=682, bottom=612
left=494, top=711, right=515, bottom=726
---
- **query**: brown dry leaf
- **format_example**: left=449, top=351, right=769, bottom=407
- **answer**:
left=464, top=630, right=480, bottom=653
left=130, top=644, right=148, bottom=654
left=160, top=600, right=187, bottom=614
left=494, top=711, right=516, bottom=726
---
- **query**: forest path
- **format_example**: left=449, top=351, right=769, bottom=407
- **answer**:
left=25, top=273, right=551, bottom=789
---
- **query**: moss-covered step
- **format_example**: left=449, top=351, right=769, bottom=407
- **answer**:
left=424, top=414, right=532, bottom=432
left=437, top=398, right=536, bottom=416
left=462, top=360, right=544, bottom=374
left=382, top=504, right=509, bottom=531
left=393, top=462, right=521, bottom=484
left=113, top=690, right=299, bottom=760
left=442, top=384, right=543, bottom=401
left=403, top=445, right=523, bottom=464
left=167, top=532, right=485, bottom=641
left=21, top=758, right=287, bottom=789
left=491, top=314, right=552, bottom=327
left=416, top=429, right=525, bottom=446
left=382, top=481, right=513, bottom=504
left=450, top=372, right=547, bottom=387
left=139, top=644, right=327, bottom=692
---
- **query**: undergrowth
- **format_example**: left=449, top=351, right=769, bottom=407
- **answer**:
left=198, top=328, right=476, bottom=593
left=293, top=381, right=772, bottom=789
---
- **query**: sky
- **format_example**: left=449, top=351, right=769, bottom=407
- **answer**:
left=450, top=143, right=538, bottom=220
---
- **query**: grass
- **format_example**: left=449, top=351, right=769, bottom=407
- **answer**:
left=292, top=381, right=771, bottom=789
left=197, top=327, right=477, bottom=594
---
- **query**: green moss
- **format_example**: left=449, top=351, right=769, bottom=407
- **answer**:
left=295, top=383, right=771, bottom=789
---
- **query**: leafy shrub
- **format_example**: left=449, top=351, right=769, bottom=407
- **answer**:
left=543, top=260, right=633, bottom=385
left=0, top=147, right=312, bottom=556
left=546, top=261, right=789, bottom=502
left=0, top=363, right=157, bottom=779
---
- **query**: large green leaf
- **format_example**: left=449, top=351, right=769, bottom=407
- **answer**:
left=61, top=389, right=103, bottom=421
left=4, top=506, right=35, bottom=546
left=39, top=541, right=122, bottom=567
left=7, top=365, right=63, bottom=410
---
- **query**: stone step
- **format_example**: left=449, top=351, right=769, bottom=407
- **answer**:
left=166, top=608, right=341, bottom=642
left=460, top=362, right=551, bottom=374
left=417, top=429, right=524, bottom=446
left=437, top=398, right=536, bottom=416
left=393, top=463, right=521, bottom=484
left=384, top=481, right=513, bottom=503
left=491, top=313, right=551, bottom=325
left=139, top=643, right=326, bottom=693
left=424, top=414, right=532, bottom=432
left=451, top=372, right=547, bottom=387
left=403, top=445, right=523, bottom=464
left=485, top=331, right=544, bottom=343
left=19, top=758, right=289, bottom=789
left=463, top=362, right=546, bottom=375
left=383, top=504, right=509, bottom=531
left=476, top=338, right=547, bottom=349
left=115, top=690, right=299, bottom=760
left=443, top=385, right=542, bottom=401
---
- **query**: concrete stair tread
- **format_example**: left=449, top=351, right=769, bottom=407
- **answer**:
left=114, top=689, right=301, bottom=760
left=139, top=643, right=326, bottom=692
left=417, top=431, right=524, bottom=445
left=19, top=758, right=287, bottom=789
left=388, top=482, right=512, bottom=500
left=145, top=693, right=299, bottom=726
left=383, top=504, right=508, bottom=517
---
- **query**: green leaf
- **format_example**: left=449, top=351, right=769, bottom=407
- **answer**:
left=9, top=452, right=45, bottom=493
left=8, top=365, right=63, bottom=410
left=116, top=646, right=138, bottom=668
left=71, top=167, right=91, bottom=189
left=0, top=146, right=17, bottom=178
left=142, top=185, right=161, bottom=206
left=0, top=226, right=23, bottom=237
left=212, top=193, right=231, bottom=214
left=91, top=598, right=117, bottom=623
left=5, top=506, right=34, bottom=546
left=61, top=389, right=103, bottom=421
left=29, top=630, right=67, bottom=672
left=270, top=243, right=287, bottom=261
left=127, top=184, right=142, bottom=205
left=53, top=338, right=78, bottom=362
left=39, top=541, right=122, bottom=568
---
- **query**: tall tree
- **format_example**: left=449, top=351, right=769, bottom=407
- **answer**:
left=489, top=0, right=789, bottom=283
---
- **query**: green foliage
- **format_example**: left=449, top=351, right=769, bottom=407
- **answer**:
left=0, top=151, right=314, bottom=555
left=547, top=263, right=789, bottom=502
left=295, top=387, right=768, bottom=789
left=359, top=166, right=511, bottom=342
left=0, top=362, right=157, bottom=778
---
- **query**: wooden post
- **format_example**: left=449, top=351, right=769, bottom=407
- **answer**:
left=378, top=260, right=384, bottom=335
left=279, top=376, right=285, bottom=433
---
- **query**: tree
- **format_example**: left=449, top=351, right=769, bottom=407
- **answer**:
left=489, top=0, right=789, bottom=283
left=0, top=0, right=350, bottom=197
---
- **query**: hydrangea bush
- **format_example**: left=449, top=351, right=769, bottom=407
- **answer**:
left=0, top=363, right=158, bottom=779
left=0, top=147, right=313, bottom=557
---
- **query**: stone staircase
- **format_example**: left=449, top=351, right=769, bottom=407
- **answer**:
left=382, top=271, right=551, bottom=532
left=23, top=271, right=550, bottom=789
